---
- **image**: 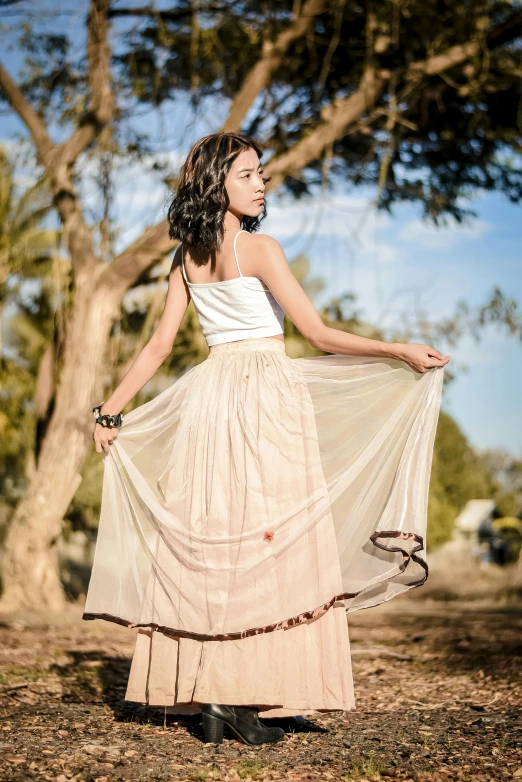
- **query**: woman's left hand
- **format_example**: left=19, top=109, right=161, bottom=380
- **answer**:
left=396, top=343, right=450, bottom=374
left=93, top=423, right=120, bottom=454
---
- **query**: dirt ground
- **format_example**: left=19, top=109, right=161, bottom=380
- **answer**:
left=0, top=599, right=520, bottom=782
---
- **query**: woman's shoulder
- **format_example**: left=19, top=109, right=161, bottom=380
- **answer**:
left=242, top=232, right=283, bottom=256
left=240, top=232, right=287, bottom=280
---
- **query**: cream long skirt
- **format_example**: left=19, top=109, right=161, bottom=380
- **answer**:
left=125, top=601, right=355, bottom=717
left=84, top=336, right=444, bottom=716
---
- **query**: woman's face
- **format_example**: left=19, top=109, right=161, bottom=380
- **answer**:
left=225, top=148, right=266, bottom=219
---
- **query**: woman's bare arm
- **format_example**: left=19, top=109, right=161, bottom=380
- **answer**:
left=248, top=234, right=450, bottom=374
left=94, top=248, right=189, bottom=453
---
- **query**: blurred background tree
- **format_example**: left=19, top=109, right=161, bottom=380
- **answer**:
left=0, top=146, right=61, bottom=515
left=0, top=0, right=521, bottom=610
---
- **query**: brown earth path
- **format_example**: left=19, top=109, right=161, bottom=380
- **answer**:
left=0, top=600, right=520, bottom=782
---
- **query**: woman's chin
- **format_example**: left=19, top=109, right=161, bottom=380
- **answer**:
left=244, top=205, right=265, bottom=216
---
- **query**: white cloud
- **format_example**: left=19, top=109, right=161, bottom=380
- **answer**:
left=262, top=192, right=386, bottom=240
left=372, top=242, right=399, bottom=265
left=398, top=217, right=493, bottom=250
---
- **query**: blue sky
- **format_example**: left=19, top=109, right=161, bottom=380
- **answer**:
left=1, top=6, right=521, bottom=457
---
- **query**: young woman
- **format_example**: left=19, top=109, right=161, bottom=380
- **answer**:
left=84, top=132, right=449, bottom=746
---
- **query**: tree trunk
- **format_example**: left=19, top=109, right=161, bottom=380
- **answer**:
left=34, top=342, right=56, bottom=461
left=0, top=270, right=119, bottom=612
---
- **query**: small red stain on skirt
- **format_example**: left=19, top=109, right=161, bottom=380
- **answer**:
left=263, top=529, right=275, bottom=541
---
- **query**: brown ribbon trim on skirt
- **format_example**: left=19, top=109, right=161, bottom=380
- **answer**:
left=83, top=530, right=428, bottom=642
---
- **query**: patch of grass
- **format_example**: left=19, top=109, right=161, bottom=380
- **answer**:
left=236, top=759, right=269, bottom=779
left=344, top=751, right=386, bottom=780
left=74, top=666, right=98, bottom=680
left=2, top=665, right=51, bottom=683
left=189, top=769, right=222, bottom=782
left=419, top=730, right=436, bottom=749
left=69, top=666, right=102, bottom=695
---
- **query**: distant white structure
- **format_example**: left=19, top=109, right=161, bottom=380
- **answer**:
left=430, top=499, right=496, bottom=563
left=431, top=499, right=522, bottom=568
left=454, top=499, right=496, bottom=541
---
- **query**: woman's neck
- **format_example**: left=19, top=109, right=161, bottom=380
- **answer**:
left=223, top=211, right=242, bottom=236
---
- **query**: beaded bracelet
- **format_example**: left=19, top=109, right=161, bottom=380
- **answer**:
left=92, top=403, right=124, bottom=428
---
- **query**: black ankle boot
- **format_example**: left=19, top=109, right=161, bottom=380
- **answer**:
left=201, top=703, right=285, bottom=745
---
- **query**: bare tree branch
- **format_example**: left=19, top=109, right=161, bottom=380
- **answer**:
left=409, top=8, right=522, bottom=78
left=222, top=0, right=329, bottom=133
left=61, top=0, right=114, bottom=165
left=108, top=3, right=233, bottom=21
left=265, top=21, right=521, bottom=189
left=0, top=0, right=113, bottom=264
left=48, top=0, right=113, bottom=270
left=0, top=62, right=54, bottom=163
left=99, top=222, right=177, bottom=292
left=0, top=0, right=114, bottom=172
left=0, top=61, right=96, bottom=265
left=265, top=67, right=385, bottom=190
left=409, top=42, right=479, bottom=79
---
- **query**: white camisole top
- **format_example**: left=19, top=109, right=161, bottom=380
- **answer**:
left=181, top=229, right=285, bottom=347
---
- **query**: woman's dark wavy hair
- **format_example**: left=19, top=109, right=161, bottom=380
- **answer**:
left=166, top=132, right=270, bottom=253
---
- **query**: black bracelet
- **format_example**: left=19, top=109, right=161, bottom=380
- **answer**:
left=92, top=403, right=124, bottom=428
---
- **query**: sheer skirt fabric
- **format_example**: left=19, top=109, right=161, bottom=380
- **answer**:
left=84, top=337, right=443, bottom=709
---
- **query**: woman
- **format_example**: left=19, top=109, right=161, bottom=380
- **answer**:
left=84, top=132, right=449, bottom=746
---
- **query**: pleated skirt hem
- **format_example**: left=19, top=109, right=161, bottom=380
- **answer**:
left=124, top=603, right=356, bottom=718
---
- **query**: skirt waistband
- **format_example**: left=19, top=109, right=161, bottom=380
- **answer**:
left=207, top=338, right=286, bottom=357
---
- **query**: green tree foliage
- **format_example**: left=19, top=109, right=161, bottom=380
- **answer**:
left=0, top=146, right=60, bottom=508
left=105, top=0, right=522, bottom=220
left=479, top=449, right=522, bottom=518
left=0, top=147, right=60, bottom=347
left=4, top=1, right=521, bottom=222
left=0, top=360, right=34, bottom=514
left=428, top=411, right=503, bottom=549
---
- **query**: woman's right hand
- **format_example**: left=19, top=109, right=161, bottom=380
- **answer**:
left=395, top=343, right=450, bottom=374
left=93, top=422, right=120, bottom=454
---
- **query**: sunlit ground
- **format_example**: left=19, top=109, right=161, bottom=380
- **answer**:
left=1, top=558, right=520, bottom=782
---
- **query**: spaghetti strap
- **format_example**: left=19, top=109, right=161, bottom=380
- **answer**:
left=180, top=243, right=188, bottom=283
left=233, top=230, right=244, bottom=278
